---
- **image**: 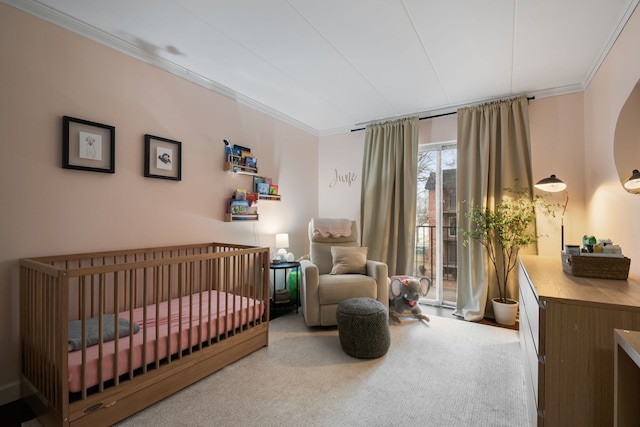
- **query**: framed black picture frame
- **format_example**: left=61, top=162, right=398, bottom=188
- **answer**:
left=62, top=116, right=115, bottom=173
left=144, top=134, right=182, bottom=181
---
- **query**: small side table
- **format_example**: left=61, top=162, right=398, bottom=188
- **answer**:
left=269, top=261, right=300, bottom=319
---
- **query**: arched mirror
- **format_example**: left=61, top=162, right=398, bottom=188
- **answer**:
left=614, top=79, right=640, bottom=194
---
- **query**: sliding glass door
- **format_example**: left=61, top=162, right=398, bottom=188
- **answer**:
left=415, top=142, right=457, bottom=306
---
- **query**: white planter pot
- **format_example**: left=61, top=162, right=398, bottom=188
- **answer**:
left=492, top=298, right=519, bottom=326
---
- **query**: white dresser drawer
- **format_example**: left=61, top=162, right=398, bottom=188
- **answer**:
left=519, top=262, right=540, bottom=353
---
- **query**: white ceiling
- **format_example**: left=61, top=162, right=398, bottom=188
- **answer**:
left=5, top=0, right=639, bottom=135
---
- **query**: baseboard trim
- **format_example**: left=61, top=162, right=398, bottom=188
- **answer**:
left=0, top=379, right=22, bottom=406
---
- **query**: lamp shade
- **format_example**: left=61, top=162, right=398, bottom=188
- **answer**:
left=275, top=233, right=289, bottom=249
left=534, top=174, right=567, bottom=192
left=623, top=169, right=640, bottom=190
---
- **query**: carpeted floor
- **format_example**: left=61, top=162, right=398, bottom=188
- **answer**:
left=17, top=310, right=528, bottom=427
left=112, top=311, right=528, bottom=427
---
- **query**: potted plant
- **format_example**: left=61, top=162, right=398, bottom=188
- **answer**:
left=462, top=186, right=556, bottom=325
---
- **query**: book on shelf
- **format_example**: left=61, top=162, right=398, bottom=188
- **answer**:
left=234, top=189, right=247, bottom=200
left=257, top=182, right=270, bottom=194
left=240, top=150, right=251, bottom=163
left=253, top=176, right=264, bottom=192
left=246, top=193, right=257, bottom=205
left=230, top=146, right=242, bottom=164
left=228, top=199, right=249, bottom=214
left=244, top=156, right=257, bottom=168
left=233, top=144, right=251, bottom=153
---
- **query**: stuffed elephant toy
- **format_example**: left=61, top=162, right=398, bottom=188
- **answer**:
left=388, top=276, right=432, bottom=324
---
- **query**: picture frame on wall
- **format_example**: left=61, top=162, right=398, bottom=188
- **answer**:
left=144, top=134, right=182, bottom=181
left=62, top=115, right=115, bottom=173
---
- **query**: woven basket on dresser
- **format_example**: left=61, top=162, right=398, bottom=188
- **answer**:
left=561, top=253, right=631, bottom=280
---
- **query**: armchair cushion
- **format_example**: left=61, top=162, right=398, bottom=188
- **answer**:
left=330, top=246, right=368, bottom=275
left=318, top=274, right=377, bottom=305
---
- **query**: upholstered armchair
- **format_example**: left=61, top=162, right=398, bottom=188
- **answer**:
left=300, top=219, right=389, bottom=327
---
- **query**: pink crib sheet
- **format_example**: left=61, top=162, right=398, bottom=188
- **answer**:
left=67, top=290, right=264, bottom=393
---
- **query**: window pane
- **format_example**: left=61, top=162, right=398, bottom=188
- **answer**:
left=416, top=144, right=457, bottom=305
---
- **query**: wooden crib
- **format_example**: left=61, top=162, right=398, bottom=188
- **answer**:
left=19, top=242, right=270, bottom=427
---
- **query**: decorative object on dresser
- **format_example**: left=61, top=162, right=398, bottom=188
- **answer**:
left=461, top=186, right=556, bottom=325
left=563, top=236, right=631, bottom=280
left=519, top=255, right=640, bottom=426
left=562, top=252, right=631, bottom=279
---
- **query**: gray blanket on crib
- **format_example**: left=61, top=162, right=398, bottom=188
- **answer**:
left=68, top=314, right=140, bottom=351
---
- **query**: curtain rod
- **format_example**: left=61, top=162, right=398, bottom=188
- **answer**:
left=350, top=96, right=535, bottom=132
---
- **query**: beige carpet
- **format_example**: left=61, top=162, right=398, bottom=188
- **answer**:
left=116, top=312, right=528, bottom=427
left=24, top=312, right=529, bottom=426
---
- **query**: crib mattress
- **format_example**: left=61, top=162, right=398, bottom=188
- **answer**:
left=68, top=290, right=264, bottom=393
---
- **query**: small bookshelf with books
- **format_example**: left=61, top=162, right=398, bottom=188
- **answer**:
left=225, top=197, right=258, bottom=221
left=223, top=140, right=281, bottom=221
left=224, top=141, right=258, bottom=174
left=253, top=176, right=281, bottom=201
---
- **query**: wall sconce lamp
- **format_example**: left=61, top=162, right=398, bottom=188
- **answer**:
left=275, top=233, right=289, bottom=261
left=535, top=174, right=568, bottom=250
left=623, top=169, right=640, bottom=191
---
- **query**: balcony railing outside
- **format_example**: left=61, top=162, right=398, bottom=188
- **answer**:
left=414, top=225, right=458, bottom=303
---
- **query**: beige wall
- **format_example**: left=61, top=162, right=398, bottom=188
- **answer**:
left=584, top=4, right=640, bottom=280
left=529, top=92, right=587, bottom=256
left=318, top=130, right=364, bottom=223
left=317, top=114, right=457, bottom=237
left=0, top=4, right=318, bottom=403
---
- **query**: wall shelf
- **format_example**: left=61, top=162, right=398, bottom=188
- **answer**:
left=225, top=213, right=259, bottom=222
left=258, top=194, right=281, bottom=201
left=223, top=145, right=279, bottom=221
left=224, top=161, right=258, bottom=175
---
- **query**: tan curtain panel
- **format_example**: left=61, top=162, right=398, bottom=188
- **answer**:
left=360, top=116, right=419, bottom=276
left=456, top=96, right=534, bottom=321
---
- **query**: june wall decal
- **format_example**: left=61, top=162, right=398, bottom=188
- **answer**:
left=329, top=169, right=357, bottom=187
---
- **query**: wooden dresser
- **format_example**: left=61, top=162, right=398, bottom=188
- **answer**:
left=519, top=255, right=640, bottom=426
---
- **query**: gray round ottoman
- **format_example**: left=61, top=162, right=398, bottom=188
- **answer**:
left=336, top=297, right=390, bottom=359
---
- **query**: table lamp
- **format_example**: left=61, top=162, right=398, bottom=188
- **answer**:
left=535, top=174, right=568, bottom=250
left=275, top=233, right=289, bottom=261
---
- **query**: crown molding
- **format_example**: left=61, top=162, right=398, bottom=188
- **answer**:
left=4, top=0, right=637, bottom=138
left=583, top=0, right=640, bottom=88
left=1, top=0, right=322, bottom=137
